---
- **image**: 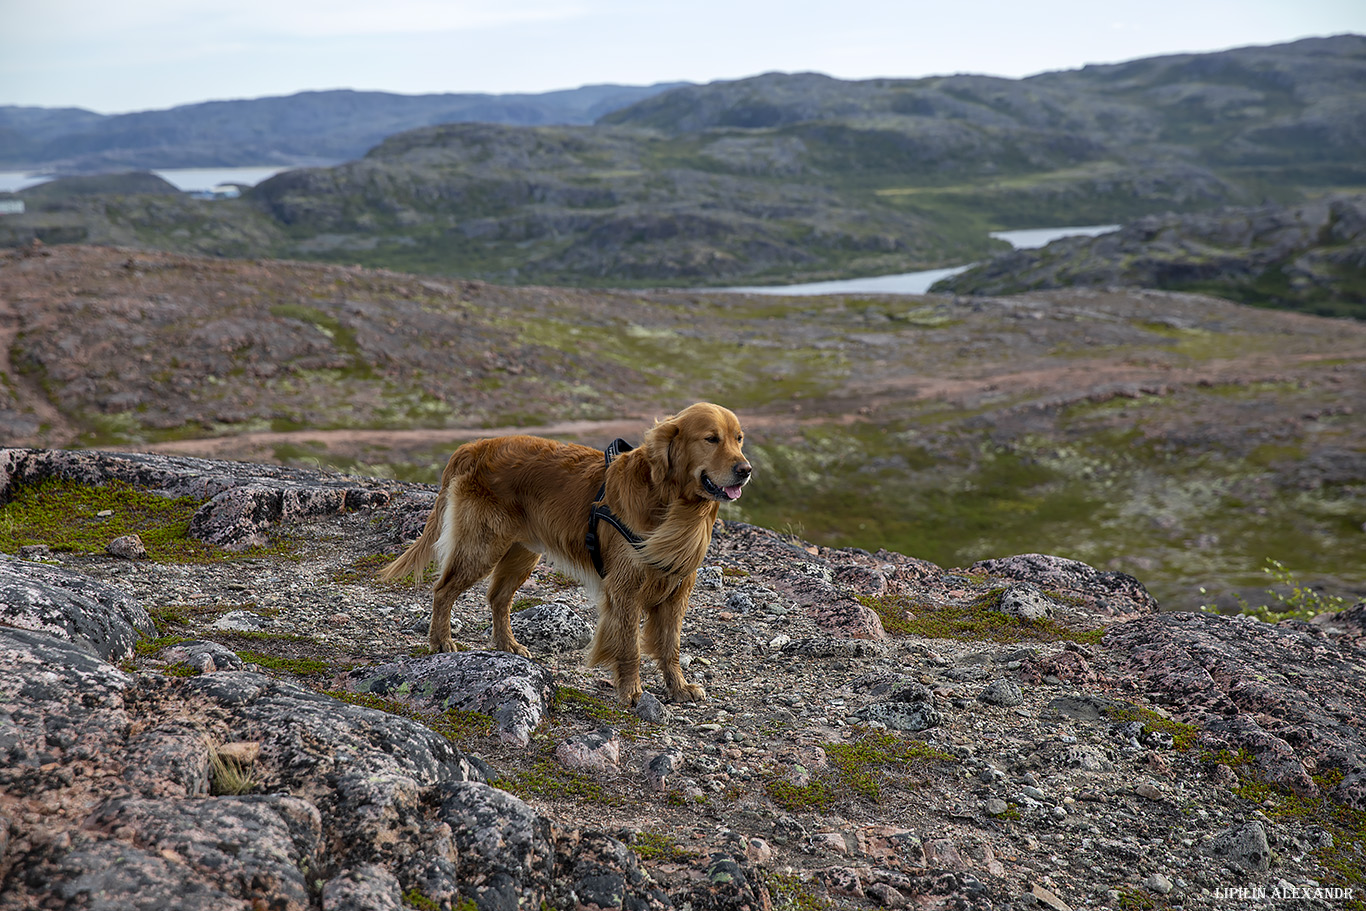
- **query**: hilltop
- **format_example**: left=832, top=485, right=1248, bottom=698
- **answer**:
left=4, top=36, right=1364, bottom=291
left=935, top=194, right=1366, bottom=320
left=0, top=84, right=686, bottom=172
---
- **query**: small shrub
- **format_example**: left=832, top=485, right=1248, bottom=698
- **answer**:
left=1202, top=558, right=1351, bottom=622
left=206, top=741, right=257, bottom=796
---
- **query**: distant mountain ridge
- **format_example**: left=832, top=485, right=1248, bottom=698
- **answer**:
left=0, top=84, right=688, bottom=172
left=3, top=35, right=1364, bottom=299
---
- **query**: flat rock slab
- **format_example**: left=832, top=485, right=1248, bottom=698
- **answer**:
left=1108, top=609, right=1366, bottom=803
left=0, top=556, right=154, bottom=661
left=347, top=651, right=557, bottom=747
left=0, top=447, right=396, bottom=550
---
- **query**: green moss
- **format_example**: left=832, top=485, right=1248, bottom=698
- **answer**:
left=236, top=651, right=336, bottom=676
left=402, top=889, right=441, bottom=911
left=495, top=757, right=609, bottom=804
left=1104, top=706, right=1199, bottom=751
left=322, top=689, right=497, bottom=742
left=135, top=634, right=192, bottom=657
left=761, top=872, right=833, bottom=911
left=858, top=592, right=1106, bottom=644
left=631, top=832, right=697, bottom=863
left=1115, top=888, right=1158, bottom=910
left=1229, top=769, right=1366, bottom=904
left=766, top=729, right=953, bottom=811
left=551, top=686, right=637, bottom=727
left=0, top=478, right=297, bottom=563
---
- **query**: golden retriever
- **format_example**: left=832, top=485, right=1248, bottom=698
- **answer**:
left=380, top=403, right=752, bottom=706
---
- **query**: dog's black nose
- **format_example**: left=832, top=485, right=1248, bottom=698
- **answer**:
left=735, top=463, right=752, bottom=480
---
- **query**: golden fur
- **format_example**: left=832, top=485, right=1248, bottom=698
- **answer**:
left=379, top=402, right=752, bottom=705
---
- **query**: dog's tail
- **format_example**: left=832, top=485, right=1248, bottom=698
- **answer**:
left=378, top=487, right=451, bottom=585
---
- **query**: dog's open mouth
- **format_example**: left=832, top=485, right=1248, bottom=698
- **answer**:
left=701, top=472, right=744, bottom=501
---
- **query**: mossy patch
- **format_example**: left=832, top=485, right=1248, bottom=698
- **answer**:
left=323, top=689, right=497, bottom=742
left=857, top=591, right=1106, bottom=644
left=766, top=728, right=953, bottom=811
left=630, top=832, right=697, bottom=863
left=0, top=478, right=296, bottom=562
left=1228, top=768, right=1366, bottom=904
left=402, top=889, right=442, bottom=911
left=1104, top=705, right=1199, bottom=751
left=551, top=686, right=637, bottom=727
left=494, top=756, right=610, bottom=804
left=761, top=872, right=833, bottom=911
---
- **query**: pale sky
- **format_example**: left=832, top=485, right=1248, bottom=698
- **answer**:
left=3, top=0, right=1364, bottom=114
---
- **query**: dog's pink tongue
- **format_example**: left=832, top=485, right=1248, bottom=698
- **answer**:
left=724, top=485, right=743, bottom=500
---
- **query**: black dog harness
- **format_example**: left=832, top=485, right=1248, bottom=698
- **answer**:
left=584, top=438, right=645, bottom=578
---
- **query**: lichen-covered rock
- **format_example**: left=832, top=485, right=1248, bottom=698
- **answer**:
left=676, top=853, right=769, bottom=911
left=0, top=556, right=154, bottom=661
left=322, top=864, right=406, bottom=911
left=557, top=727, right=622, bottom=773
left=552, top=830, right=672, bottom=911
left=971, top=553, right=1159, bottom=618
left=106, top=532, right=148, bottom=559
left=995, top=583, right=1055, bottom=621
left=0, top=627, right=134, bottom=785
left=1107, top=610, right=1366, bottom=800
left=159, top=638, right=244, bottom=672
left=440, top=780, right=555, bottom=911
left=1209, top=821, right=1272, bottom=872
left=512, top=599, right=595, bottom=652
left=978, top=678, right=1024, bottom=707
left=177, top=671, right=489, bottom=796
left=348, top=650, right=556, bottom=747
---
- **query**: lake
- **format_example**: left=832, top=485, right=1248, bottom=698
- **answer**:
left=0, top=166, right=290, bottom=194
left=721, top=224, right=1120, bottom=295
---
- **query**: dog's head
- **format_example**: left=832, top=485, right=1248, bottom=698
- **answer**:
left=643, top=403, right=752, bottom=502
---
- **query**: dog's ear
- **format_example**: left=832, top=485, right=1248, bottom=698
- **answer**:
left=643, top=417, right=680, bottom=487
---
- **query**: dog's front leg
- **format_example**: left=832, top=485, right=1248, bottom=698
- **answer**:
left=589, top=585, right=644, bottom=707
left=645, top=584, right=706, bottom=703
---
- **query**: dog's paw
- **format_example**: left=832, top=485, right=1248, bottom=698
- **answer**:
left=669, top=682, right=707, bottom=703
left=616, top=682, right=644, bottom=708
left=492, top=636, right=532, bottom=659
left=429, top=637, right=457, bottom=653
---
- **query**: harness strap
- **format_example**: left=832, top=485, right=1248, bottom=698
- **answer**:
left=585, top=438, right=644, bottom=578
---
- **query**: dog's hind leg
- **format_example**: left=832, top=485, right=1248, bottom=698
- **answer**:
left=429, top=558, right=494, bottom=653
left=486, top=544, right=541, bottom=658
left=643, top=584, right=706, bottom=703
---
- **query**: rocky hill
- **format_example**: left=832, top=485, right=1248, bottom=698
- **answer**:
left=5, top=37, right=1363, bottom=290
left=2, top=446, right=1365, bottom=910
left=0, top=84, right=685, bottom=173
left=2, top=243, right=1363, bottom=613
left=934, top=194, right=1366, bottom=320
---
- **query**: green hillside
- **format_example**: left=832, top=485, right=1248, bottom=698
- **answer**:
left=6, top=35, right=1364, bottom=292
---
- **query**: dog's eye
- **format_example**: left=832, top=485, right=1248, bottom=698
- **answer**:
left=706, top=435, right=720, bottom=444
